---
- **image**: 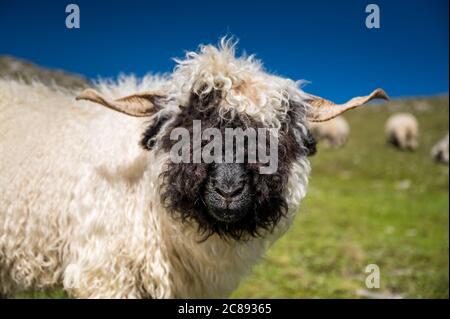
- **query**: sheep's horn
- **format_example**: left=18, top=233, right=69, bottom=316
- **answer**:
left=306, top=88, right=389, bottom=122
left=76, top=88, right=164, bottom=117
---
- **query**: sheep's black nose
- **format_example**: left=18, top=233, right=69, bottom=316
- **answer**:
left=211, top=163, right=248, bottom=200
left=204, top=163, right=253, bottom=223
left=214, top=183, right=245, bottom=200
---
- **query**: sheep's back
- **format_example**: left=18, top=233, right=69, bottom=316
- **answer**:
left=385, top=113, right=418, bottom=136
left=0, top=79, right=150, bottom=292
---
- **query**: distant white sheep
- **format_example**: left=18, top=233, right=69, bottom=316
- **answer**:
left=308, top=116, right=350, bottom=148
left=385, top=113, right=419, bottom=151
left=431, top=132, right=449, bottom=164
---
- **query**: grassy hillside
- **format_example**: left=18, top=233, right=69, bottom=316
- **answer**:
left=0, top=56, right=89, bottom=89
left=232, top=96, right=449, bottom=298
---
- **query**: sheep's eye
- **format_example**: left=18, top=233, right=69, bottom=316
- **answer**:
left=146, top=137, right=158, bottom=149
left=140, top=114, right=171, bottom=150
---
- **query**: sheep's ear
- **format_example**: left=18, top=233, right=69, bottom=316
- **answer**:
left=76, top=88, right=164, bottom=117
left=306, top=88, right=389, bottom=122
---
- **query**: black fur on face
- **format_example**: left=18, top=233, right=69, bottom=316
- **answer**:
left=141, top=113, right=172, bottom=150
left=287, top=100, right=317, bottom=157
left=140, top=90, right=316, bottom=241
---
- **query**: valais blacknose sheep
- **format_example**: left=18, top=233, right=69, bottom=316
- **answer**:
left=431, top=132, right=449, bottom=164
left=385, top=113, right=419, bottom=151
left=308, top=116, right=350, bottom=148
left=0, top=40, right=388, bottom=298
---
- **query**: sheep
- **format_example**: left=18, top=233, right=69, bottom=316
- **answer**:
left=0, top=39, right=388, bottom=298
left=385, top=113, right=419, bottom=151
left=308, top=116, right=350, bottom=148
left=431, top=132, right=449, bottom=164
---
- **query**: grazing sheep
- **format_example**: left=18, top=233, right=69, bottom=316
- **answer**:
left=0, top=39, right=388, bottom=298
left=431, top=132, right=449, bottom=164
left=385, top=113, right=419, bottom=151
left=308, top=116, right=350, bottom=148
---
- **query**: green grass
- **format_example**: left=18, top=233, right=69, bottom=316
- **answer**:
left=231, top=96, right=449, bottom=298
left=17, top=96, right=449, bottom=299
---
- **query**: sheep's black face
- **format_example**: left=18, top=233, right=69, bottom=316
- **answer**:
left=141, top=91, right=316, bottom=241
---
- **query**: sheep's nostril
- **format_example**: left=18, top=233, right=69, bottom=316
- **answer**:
left=214, top=187, right=226, bottom=198
left=230, top=185, right=244, bottom=197
left=214, top=184, right=245, bottom=199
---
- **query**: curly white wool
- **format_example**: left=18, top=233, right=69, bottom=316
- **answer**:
left=170, top=39, right=307, bottom=129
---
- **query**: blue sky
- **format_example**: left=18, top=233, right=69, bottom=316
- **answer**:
left=0, top=0, right=448, bottom=100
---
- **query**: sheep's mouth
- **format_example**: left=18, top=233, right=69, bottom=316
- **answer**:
left=206, top=206, right=250, bottom=224
left=202, top=189, right=253, bottom=224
